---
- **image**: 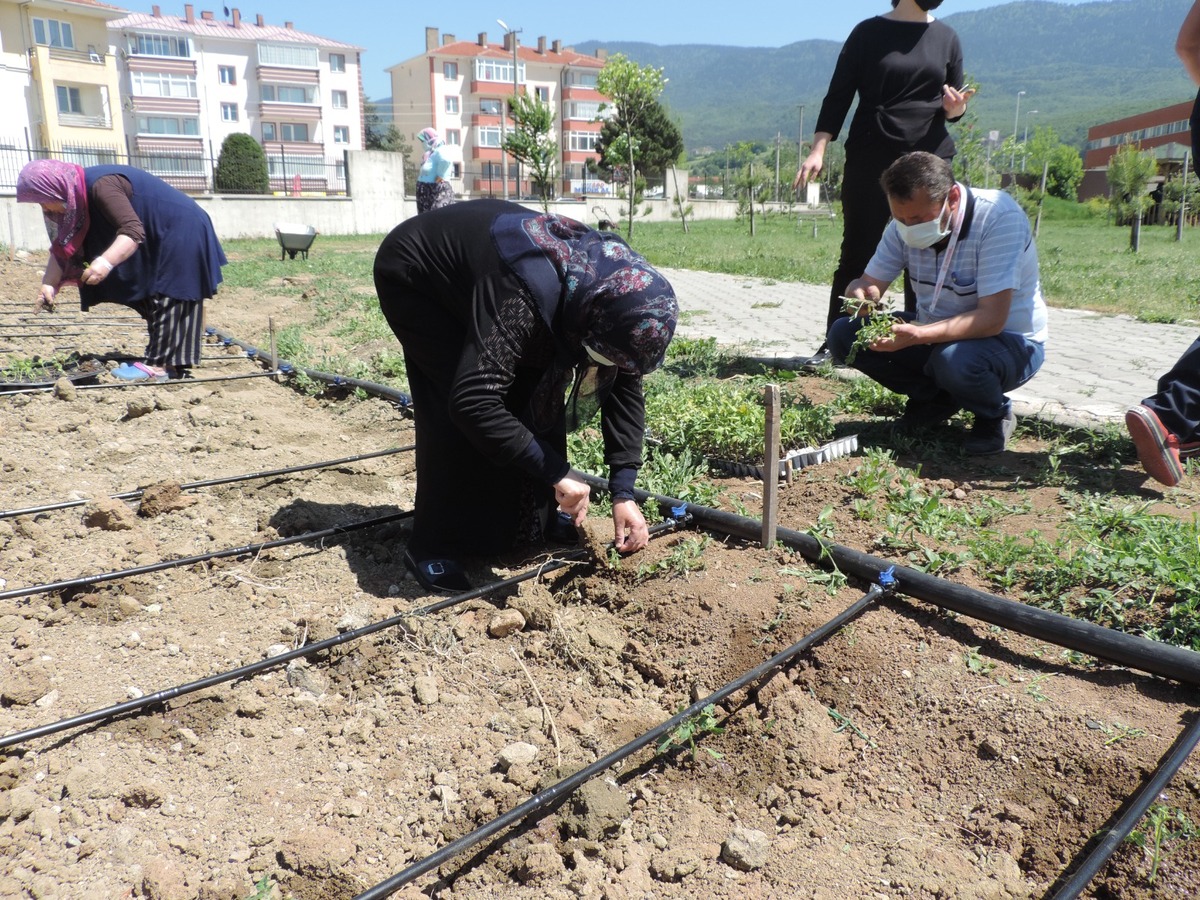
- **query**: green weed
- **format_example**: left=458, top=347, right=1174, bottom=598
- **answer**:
left=1126, top=801, right=1198, bottom=884
left=658, top=703, right=725, bottom=761
left=963, top=646, right=996, bottom=676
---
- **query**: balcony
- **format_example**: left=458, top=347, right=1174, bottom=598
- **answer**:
left=48, top=46, right=106, bottom=65
left=58, top=112, right=111, bottom=129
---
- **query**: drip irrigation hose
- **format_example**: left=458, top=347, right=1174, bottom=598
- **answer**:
left=0, top=510, right=413, bottom=603
left=204, top=326, right=413, bottom=409
left=0, top=445, right=414, bottom=520
left=0, top=516, right=691, bottom=750
left=2, top=370, right=282, bottom=396
left=1049, top=712, right=1200, bottom=899
left=577, top=475, right=1200, bottom=688
left=353, top=578, right=889, bottom=900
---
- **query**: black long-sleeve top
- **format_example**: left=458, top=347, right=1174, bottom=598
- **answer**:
left=814, top=15, right=964, bottom=158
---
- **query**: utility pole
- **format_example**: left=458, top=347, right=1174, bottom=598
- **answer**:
left=774, top=132, right=781, bottom=203
left=498, top=19, right=522, bottom=200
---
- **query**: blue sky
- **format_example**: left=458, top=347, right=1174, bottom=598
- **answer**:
left=180, top=0, right=1096, bottom=99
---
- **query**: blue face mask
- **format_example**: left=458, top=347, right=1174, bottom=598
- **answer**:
left=894, top=197, right=951, bottom=249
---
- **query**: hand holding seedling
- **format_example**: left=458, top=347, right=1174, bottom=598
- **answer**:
left=34, top=284, right=56, bottom=314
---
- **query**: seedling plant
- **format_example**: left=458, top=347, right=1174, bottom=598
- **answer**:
left=1126, top=800, right=1198, bottom=884
left=658, top=703, right=725, bottom=761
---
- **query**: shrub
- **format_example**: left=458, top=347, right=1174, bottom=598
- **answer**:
left=214, top=133, right=269, bottom=194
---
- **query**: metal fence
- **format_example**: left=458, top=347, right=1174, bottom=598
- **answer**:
left=0, top=140, right=348, bottom=197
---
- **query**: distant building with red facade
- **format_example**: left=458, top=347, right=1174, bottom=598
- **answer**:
left=387, top=28, right=609, bottom=199
left=1079, top=100, right=1193, bottom=199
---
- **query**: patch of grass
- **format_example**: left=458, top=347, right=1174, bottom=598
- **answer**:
left=638, top=535, right=709, bottom=580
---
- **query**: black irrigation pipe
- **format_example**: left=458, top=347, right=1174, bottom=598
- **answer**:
left=0, top=444, right=414, bottom=520
left=353, top=581, right=887, bottom=900
left=1, top=369, right=282, bottom=397
left=1050, top=712, right=1200, bottom=899
left=579, top=475, right=1200, bottom=688
left=0, top=516, right=690, bottom=751
left=205, top=326, right=413, bottom=409
left=0, top=510, right=413, bottom=603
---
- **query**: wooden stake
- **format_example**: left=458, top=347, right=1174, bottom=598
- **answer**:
left=762, top=384, right=780, bottom=548
left=269, top=316, right=279, bottom=382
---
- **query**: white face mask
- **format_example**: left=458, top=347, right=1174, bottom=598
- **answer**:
left=894, top=197, right=951, bottom=249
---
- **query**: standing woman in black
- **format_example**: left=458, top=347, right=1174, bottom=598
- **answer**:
left=793, top=0, right=973, bottom=368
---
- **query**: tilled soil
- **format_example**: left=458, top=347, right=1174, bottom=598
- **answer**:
left=1, top=252, right=1198, bottom=900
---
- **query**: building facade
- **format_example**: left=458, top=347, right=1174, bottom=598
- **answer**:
left=387, top=28, right=608, bottom=199
left=107, top=4, right=364, bottom=193
left=1080, top=99, right=1194, bottom=200
left=2, top=0, right=128, bottom=164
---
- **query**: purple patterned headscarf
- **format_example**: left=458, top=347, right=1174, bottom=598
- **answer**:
left=491, top=212, right=677, bottom=374
left=16, top=160, right=90, bottom=282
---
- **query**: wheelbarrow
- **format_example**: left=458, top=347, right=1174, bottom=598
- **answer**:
left=274, top=222, right=318, bottom=261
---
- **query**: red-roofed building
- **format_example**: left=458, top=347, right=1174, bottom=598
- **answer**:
left=107, top=5, right=363, bottom=193
left=387, top=28, right=610, bottom=199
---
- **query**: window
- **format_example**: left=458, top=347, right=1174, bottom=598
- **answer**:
left=131, top=71, right=198, bottom=99
left=262, top=123, right=276, bottom=141
left=568, top=131, right=598, bottom=152
left=535, top=86, right=549, bottom=102
left=32, top=18, right=74, bottom=50
left=137, top=115, right=200, bottom=135
left=568, top=71, right=598, bottom=88
left=221, top=103, right=238, bottom=123
left=262, top=84, right=313, bottom=104
left=445, top=129, right=460, bottom=146
left=333, top=125, right=349, bottom=144
left=219, top=65, right=236, bottom=85
left=55, top=85, right=82, bottom=114
left=445, top=96, right=459, bottom=114
left=473, top=58, right=522, bottom=84
left=331, top=90, right=348, bottom=109
left=280, top=123, right=309, bottom=142
left=565, top=101, right=601, bottom=121
left=479, top=98, right=502, bottom=116
left=259, top=43, right=318, bottom=68
left=130, top=32, right=189, bottom=58
left=329, top=52, right=346, bottom=72
left=443, top=62, right=458, bottom=80
left=476, top=125, right=502, bottom=148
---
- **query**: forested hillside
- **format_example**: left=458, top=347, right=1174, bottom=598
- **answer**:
left=576, top=0, right=1196, bottom=152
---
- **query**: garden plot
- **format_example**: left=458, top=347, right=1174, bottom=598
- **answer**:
left=0, top=253, right=1198, bottom=899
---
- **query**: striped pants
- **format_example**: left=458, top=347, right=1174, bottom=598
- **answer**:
left=130, top=295, right=205, bottom=369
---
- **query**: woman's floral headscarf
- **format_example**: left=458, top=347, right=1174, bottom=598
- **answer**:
left=16, top=159, right=90, bottom=281
left=491, top=211, right=678, bottom=375
left=418, top=127, right=445, bottom=163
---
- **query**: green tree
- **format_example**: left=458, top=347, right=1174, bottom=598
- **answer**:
left=503, top=92, right=557, bottom=212
left=1023, top=126, right=1084, bottom=200
left=596, top=53, right=667, bottom=239
left=1106, top=143, right=1158, bottom=223
left=594, top=97, right=684, bottom=181
left=213, top=133, right=268, bottom=194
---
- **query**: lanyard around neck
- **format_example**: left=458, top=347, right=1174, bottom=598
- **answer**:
left=927, top=185, right=967, bottom=316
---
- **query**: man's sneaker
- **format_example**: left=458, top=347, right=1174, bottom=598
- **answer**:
left=964, top=407, right=1016, bottom=455
left=1125, top=404, right=1188, bottom=487
left=894, top=394, right=961, bottom=435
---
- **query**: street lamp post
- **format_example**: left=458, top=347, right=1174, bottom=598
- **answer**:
left=1022, top=110, right=1039, bottom=172
left=1009, top=90, right=1026, bottom=173
left=498, top=18, right=522, bottom=200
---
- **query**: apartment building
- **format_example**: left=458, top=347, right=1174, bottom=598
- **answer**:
left=387, top=27, right=608, bottom=198
left=106, top=4, right=363, bottom=192
left=1, top=0, right=128, bottom=161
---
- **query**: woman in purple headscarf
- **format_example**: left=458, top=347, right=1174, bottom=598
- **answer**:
left=373, top=199, right=677, bottom=592
left=415, top=127, right=456, bottom=213
left=17, top=160, right=226, bottom=380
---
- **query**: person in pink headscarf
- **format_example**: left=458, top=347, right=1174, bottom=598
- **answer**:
left=17, top=159, right=225, bottom=381
left=415, top=127, right=455, bottom=213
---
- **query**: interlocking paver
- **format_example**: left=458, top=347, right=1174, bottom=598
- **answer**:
left=661, top=267, right=1197, bottom=428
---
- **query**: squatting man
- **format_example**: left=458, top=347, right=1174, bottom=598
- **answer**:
left=827, top=151, right=1047, bottom=455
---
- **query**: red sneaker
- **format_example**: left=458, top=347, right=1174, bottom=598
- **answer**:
left=1125, top=405, right=1184, bottom=487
